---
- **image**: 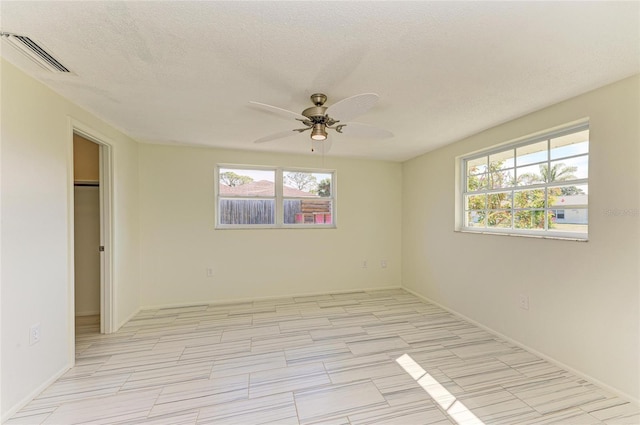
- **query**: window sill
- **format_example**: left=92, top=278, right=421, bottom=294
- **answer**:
left=216, top=224, right=337, bottom=230
left=456, top=228, right=588, bottom=242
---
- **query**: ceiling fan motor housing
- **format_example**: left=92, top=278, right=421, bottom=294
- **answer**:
left=302, top=93, right=338, bottom=126
left=302, top=93, right=340, bottom=126
left=302, top=106, right=328, bottom=122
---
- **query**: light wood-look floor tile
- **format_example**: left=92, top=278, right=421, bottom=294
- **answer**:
left=7, top=289, right=638, bottom=424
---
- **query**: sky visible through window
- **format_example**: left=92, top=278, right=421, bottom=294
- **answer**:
left=219, top=168, right=332, bottom=190
left=219, top=168, right=274, bottom=182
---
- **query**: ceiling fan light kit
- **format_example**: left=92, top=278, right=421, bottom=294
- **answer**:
left=250, top=92, right=393, bottom=153
left=311, top=123, right=327, bottom=141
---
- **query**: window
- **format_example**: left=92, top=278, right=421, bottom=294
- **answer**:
left=218, top=167, right=275, bottom=226
left=460, top=123, right=589, bottom=239
left=283, top=170, right=334, bottom=225
left=216, top=166, right=335, bottom=228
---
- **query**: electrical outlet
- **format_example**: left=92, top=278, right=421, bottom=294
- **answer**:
left=30, top=323, right=41, bottom=345
left=381, top=260, right=387, bottom=268
left=361, top=260, right=368, bottom=268
left=206, top=267, right=214, bottom=277
left=519, top=294, right=529, bottom=310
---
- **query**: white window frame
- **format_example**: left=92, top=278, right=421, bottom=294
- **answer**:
left=458, top=122, right=589, bottom=241
left=282, top=167, right=336, bottom=228
left=216, top=165, right=276, bottom=229
left=215, top=164, right=336, bottom=229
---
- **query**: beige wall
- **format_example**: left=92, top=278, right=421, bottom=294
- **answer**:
left=402, top=75, right=640, bottom=402
left=138, top=144, right=402, bottom=307
left=0, top=60, right=141, bottom=419
left=73, top=134, right=99, bottom=182
left=73, top=186, right=100, bottom=316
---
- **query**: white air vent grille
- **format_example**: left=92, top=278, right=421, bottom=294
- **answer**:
left=1, top=32, right=71, bottom=73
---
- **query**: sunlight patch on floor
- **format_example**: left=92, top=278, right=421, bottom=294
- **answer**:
left=396, top=353, right=484, bottom=425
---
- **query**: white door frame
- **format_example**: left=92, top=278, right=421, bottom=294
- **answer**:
left=96, top=141, right=114, bottom=334
left=68, top=119, right=115, bottom=363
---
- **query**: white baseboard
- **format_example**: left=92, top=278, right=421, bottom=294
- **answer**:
left=1, top=363, right=70, bottom=423
left=402, top=286, right=639, bottom=407
left=116, top=307, right=141, bottom=332
left=140, top=285, right=402, bottom=311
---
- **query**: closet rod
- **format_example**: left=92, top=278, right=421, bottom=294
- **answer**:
left=74, top=181, right=99, bottom=187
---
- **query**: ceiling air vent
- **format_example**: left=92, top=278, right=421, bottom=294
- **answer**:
left=1, top=32, right=71, bottom=73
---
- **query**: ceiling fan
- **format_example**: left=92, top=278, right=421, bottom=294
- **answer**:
left=249, top=93, right=393, bottom=153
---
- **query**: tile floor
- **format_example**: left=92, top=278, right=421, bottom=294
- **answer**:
left=6, top=289, right=639, bottom=424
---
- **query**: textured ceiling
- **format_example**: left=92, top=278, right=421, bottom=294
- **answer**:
left=1, top=1, right=639, bottom=161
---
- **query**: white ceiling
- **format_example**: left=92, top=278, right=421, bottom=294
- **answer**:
left=1, top=1, right=639, bottom=161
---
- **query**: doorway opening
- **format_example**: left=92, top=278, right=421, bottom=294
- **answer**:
left=73, top=134, right=101, bottom=337
left=71, top=125, right=114, bottom=362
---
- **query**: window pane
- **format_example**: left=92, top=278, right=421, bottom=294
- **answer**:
left=514, top=189, right=545, bottom=209
left=516, top=140, right=547, bottom=166
left=550, top=130, right=589, bottom=160
left=487, top=210, right=512, bottom=228
left=283, top=171, right=332, bottom=197
left=466, top=211, right=485, bottom=227
left=548, top=184, right=588, bottom=208
left=514, top=210, right=546, bottom=230
left=516, top=164, right=544, bottom=186
left=465, top=194, right=486, bottom=210
left=490, top=150, right=515, bottom=170
left=490, top=169, right=514, bottom=189
left=219, top=168, right=275, bottom=196
left=467, top=173, right=488, bottom=191
left=548, top=156, right=588, bottom=182
left=467, top=157, right=487, bottom=175
left=488, top=192, right=512, bottom=209
left=284, top=199, right=333, bottom=224
left=219, top=199, right=275, bottom=224
left=549, top=208, right=588, bottom=232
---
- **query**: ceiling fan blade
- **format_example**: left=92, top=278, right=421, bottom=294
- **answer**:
left=325, top=93, right=379, bottom=123
left=311, top=138, right=333, bottom=155
left=249, top=101, right=307, bottom=121
left=253, top=129, right=301, bottom=144
left=337, top=122, right=393, bottom=139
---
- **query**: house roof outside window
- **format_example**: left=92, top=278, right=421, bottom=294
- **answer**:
left=220, top=180, right=316, bottom=197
